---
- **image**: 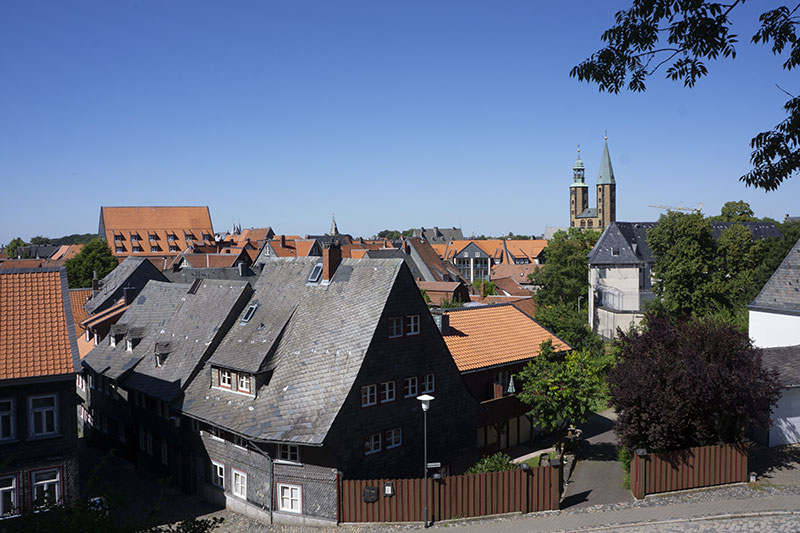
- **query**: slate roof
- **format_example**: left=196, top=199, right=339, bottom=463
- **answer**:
left=576, top=208, right=599, bottom=219
left=0, top=268, right=79, bottom=380
left=120, top=280, right=253, bottom=402
left=179, top=257, right=406, bottom=445
left=364, top=249, right=424, bottom=280
left=406, top=237, right=463, bottom=282
left=412, top=227, right=464, bottom=244
left=749, top=236, right=800, bottom=314
left=84, top=257, right=168, bottom=314
left=442, top=304, right=570, bottom=372
left=761, top=345, right=800, bottom=388
left=82, top=282, right=192, bottom=379
left=162, top=266, right=259, bottom=283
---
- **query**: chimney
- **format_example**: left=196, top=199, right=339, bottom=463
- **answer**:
left=481, top=279, right=486, bottom=298
left=123, top=286, right=135, bottom=305
left=280, top=235, right=286, bottom=247
left=322, top=241, right=342, bottom=281
left=431, top=310, right=450, bottom=335
left=238, top=261, right=246, bottom=276
left=91, top=271, right=100, bottom=297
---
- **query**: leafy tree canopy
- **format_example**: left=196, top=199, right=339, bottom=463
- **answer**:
left=377, top=229, right=413, bottom=240
left=609, top=315, right=781, bottom=451
left=572, top=1, right=800, bottom=190
left=65, top=238, right=118, bottom=288
left=471, top=279, right=498, bottom=296
left=529, top=227, right=601, bottom=308
left=534, top=302, right=605, bottom=356
left=517, top=341, right=606, bottom=452
left=4, top=237, right=26, bottom=259
left=29, top=235, right=53, bottom=245
left=708, top=200, right=758, bottom=222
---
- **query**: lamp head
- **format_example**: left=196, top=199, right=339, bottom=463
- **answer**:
left=416, top=394, right=434, bottom=411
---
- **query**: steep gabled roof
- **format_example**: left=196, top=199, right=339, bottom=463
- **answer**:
left=0, top=268, right=79, bottom=380
left=491, top=263, right=541, bottom=282
left=749, top=236, right=800, bottom=314
left=406, top=237, right=463, bottom=282
left=179, top=257, right=406, bottom=445
left=442, top=304, right=569, bottom=372
left=503, top=240, right=548, bottom=261
left=84, top=257, right=168, bottom=314
left=761, top=345, right=800, bottom=388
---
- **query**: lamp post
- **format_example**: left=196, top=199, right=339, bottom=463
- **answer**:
left=417, top=394, right=434, bottom=528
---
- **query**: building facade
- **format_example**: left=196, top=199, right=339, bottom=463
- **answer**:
left=570, top=139, right=616, bottom=230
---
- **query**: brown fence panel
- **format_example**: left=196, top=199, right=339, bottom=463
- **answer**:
left=632, top=443, right=748, bottom=499
left=340, top=465, right=560, bottom=523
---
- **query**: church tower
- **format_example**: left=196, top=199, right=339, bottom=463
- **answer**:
left=596, top=136, right=616, bottom=228
left=569, top=146, right=588, bottom=227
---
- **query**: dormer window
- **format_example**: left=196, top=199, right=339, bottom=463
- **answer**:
left=169, top=244, right=179, bottom=252
left=154, top=342, right=172, bottom=368
left=202, top=232, right=212, bottom=241
left=130, top=232, right=140, bottom=243
left=220, top=369, right=232, bottom=388
left=149, top=233, right=158, bottom=242
left=167, top=233, right=176, bottom=242
left=307, top=264, right=323, bottom=283
left=115, top=246, right=125, bottom=253
left=109, top=324, right=127, bottom=348
left=184, top=231, right=195, bottom=241
left=114, top=233, right=123, bottom=243
left=132, top=245, right=142, bottom=253
left=238, top=374, right=250, bottom=393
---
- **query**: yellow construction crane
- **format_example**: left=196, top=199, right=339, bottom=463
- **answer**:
left=648, top=202, right=703, bottom=213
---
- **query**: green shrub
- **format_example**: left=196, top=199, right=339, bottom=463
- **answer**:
left=465, top=452, right=519, bottom=474
left=618, top=447, right=631, bottom=489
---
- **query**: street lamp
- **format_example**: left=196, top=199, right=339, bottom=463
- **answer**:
left=417, top=394, right=434, bottom=527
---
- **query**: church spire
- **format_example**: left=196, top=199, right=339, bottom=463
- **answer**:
left=571, top=144, right=587, bottom=187
left=329, top=214, right=339, bottom=236
left=597, top=136, right=615, bottom=185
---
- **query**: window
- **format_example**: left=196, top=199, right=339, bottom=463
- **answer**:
left=219, top=369, right=232, bottom=388
left=0, top=475, right=17, bottom=517
left=31, top=469, right=60, bottom=507
left=150, top=245, right=160, bottom=253
left=361, top=384, right=377, bottom=407
left=169, top=244, right=179, bottom=252
left=388, top=317, right=403, bottom=338
left=364, top=433, right=381, bottom=455
left=149, top=233, right=158, bottom=242
left=202, top=233, right=213, bottom=242
left=114, top=234, right=123, bottom=243
left=380, top=381, right=395, bottom=403
left=29, top=395, right=57, bottom=437
left=167, top=233, right=176, bottom=242
left=139, top=428, right=146, bottom=451
left=211, top=460, right=224, bottom=488
left=277, top=483, right=302, bottom=514
left=403, top=377, right=418, bottom=398
left=406, top=315, right=420, bottom=336
left=232, top=469, right=247, bottom=499
left=279, top=444, right=300, bottom=463
left=161, top=440, right=168, bottom=465
left=422, top=373, right=435, bottom=394
left=130, top=233, right=139, bottom=242
left=76, top=374, right=86, bottom=392
left=146, top=431, right=153, bottom=456
left=184, top=231, right=195, bottom=241
left=240, top=304, right=258, bottom=324
left=0, top=399, right=14, bottom=441
left=208, top=426, right=224, bottom=442
left=132, top=245, right=142, bottom=253
left=307, top=263, right=323, bottom=283
left=115, top=246, right=125, bottom=253
left=233, top=435, right=247, bottom=450
left=118, top=423, right=126, bottom=443
left=385, top=428, right=402, bottom=449
left=237, top=374, right=250, bottom=393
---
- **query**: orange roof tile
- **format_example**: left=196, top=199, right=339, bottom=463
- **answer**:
left=504, top=240, right=548, bottom=260
left=0, top=269, right=78, bottom=379
left=491, top=263, right=542, bottom=281
left=493, top=277, right=531, bottom=297
left=442, top=305, right=569, bottom=372
left=69, top=289, right=91, bottom=328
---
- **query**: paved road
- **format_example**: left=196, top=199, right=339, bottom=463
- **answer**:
left=561, top=409, right=632, bottom=509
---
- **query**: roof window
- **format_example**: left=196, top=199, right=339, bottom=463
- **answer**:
left=241, top=304, right=258, bottom=324
left=307, top=263, right=323, bottom=283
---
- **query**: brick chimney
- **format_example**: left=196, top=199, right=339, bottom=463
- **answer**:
left=280, top=234, right=286, bottom=248
left=322, top=241, right=342, bottom=281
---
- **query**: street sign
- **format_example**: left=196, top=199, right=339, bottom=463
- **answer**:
left=426, top=462, right=441, bottom=469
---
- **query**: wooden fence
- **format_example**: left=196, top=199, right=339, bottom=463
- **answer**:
left=339, top=464, right=561, bottom=523
left=631, top=443, right=748, bottom=499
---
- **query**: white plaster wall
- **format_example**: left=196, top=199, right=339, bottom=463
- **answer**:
left=597, top=266, right=641, bottom=311
left=749, top=310, right=800, bottom=348
left=770, top=388, right=800, bottom=446
left=596, top=308, right=645, bottom=340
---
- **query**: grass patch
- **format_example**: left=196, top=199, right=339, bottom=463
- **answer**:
left=522, top=451, right=556, bottom=468
left=618, top=447, right=631, bottom=490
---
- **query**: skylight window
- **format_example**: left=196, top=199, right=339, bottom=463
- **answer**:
left=241, top=304, right=258, bottom=324
left=307, top=263, right=323, bottom=283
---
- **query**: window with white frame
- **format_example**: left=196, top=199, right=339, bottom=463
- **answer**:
left=0, top=399, right=14, bottom=441
left=29, top=395, right=57, bottom=437
left=277, top=483, right=301, bottom=513
left=237, top=373, right=250, bottom=393
left=169, top=244, right=179, bottom=252
left=406, top=315, right=420, bottom=336
left=31, top=469, right=60, bottom=506
left=132, top=245, right=142, bottom=253
left=385, top=428, right=402, bottom=449
left=233, top=435, right=247, bottom=450
left=219, top=369, right=232, bottom=388
left=279, top=444, right=300, bottom=463
left=380, top=381, right=395, bottom=403
left=0, top=475, right=16, bottom=517
left=76, top=374, right=86, bottom=392
left=232, top=469, right=247, bottom=499
left=115, top=246, right=125, bottom=253
left=146, top=431, right=153, bottom=456
left=211, top=460, right=224, bottom=488
left=161, top=440, right=169, bottom=465
left=364, top=433, right=381, bottom=455
left=361, top=384, right=377, bottom=407
left=403, top=377, right=418, bottom=398
left=388, top=317, right=403, bottom=338
left=422, top=373, right=435, bottom=394
left=208, top=426, right=224, bottom=442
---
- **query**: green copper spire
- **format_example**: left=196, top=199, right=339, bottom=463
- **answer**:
left=597, top=136, right=615, bottom=185
left=571, top=144, right=587, bottom=188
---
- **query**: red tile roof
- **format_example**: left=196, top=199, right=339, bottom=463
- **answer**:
left=491, top=263, right=542, bottom=281
left=492, top=276, right=531, bottom=297
left=69, top=289, right=93, bottom=359
left=0, top=269, right=78, bottom=379
left=442, top=305, right=569, bottom=372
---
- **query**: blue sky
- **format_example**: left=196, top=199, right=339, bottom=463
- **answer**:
left=1, top=1, right=797, bottom=245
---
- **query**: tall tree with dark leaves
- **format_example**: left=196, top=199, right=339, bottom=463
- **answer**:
left=65, top=238, right=118, bottom=288
left=572, top=1, right=800, bottom=190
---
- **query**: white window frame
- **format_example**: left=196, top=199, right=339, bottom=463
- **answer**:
left=361, top=384, right=377, bottom=407
left=237, top=373, right=250, bottom=393
left=386, top=428, right=402, bottom=449
left=403, top=377, right=418, bottom=398
left=277, top=483, right=302, bottom=514
left=211, top=460, right=225, bottom=489
left=219, top=369, right=232, bottom=389
left=364, top=433, right=381, bottom=455
left=278, top=444, right=300, bottom=463
left=388, top=317, right=403, bottom=338
left=232, top=469, right=247, bottom=499
left=208, top=426, right=224, bottom=442
left=0, top=474, right=17, bottom=517
left=0, top=399, right=15, bottom=442
left=422, top=373, right=435, bottom=394
left=161, top=440, right=169, bottom=465
left=406, top=315, right=420, bottom=336
left=28, top=394, right=58, bottom=437
left=380, top=381, right=395, bottom=403
left=31, top=468, right=61, bottom=507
